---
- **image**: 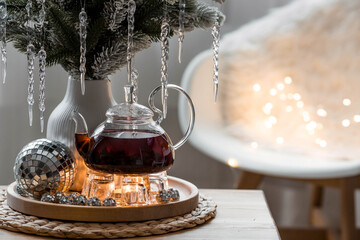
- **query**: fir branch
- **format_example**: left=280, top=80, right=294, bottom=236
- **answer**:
left=103, top=0, right=127, bottom=32
left=7, top=0, right=225, bottom=79
left=47, top=5, right=78, bottom=53
left=92, top=32, right=151, bottom=79
left=46, top=48, right=74, bottom=66
left=7, top=0, right=27, bottom=8
left=86, top=16, right=107, bottom=51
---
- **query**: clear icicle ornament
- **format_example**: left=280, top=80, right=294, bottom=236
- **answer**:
left=38, top=0, right=46, bottom=27
left=126, top=0, right=136, bottom=87
left=38, top=47, right=46, bottom=133
left=26, top=0, right=32, bottom=17
left=178, top=0, right=185, bottom=63
left=37, top=0, right=46, bottom=132
left=79, top=7, right=87, bottom=95
left=27, top=43, right=35, bottom=127
left=160, top=6, right=170, bottom=119
left=211, top=17, right=220, bottom=103
left=0, top=0, right=7, bottom=84
left=26, top=0, right=34, bottom=126
left=131, top=67, right=139, bottom=102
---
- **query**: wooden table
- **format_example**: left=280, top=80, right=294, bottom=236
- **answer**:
left=0, top=189, right=280, bottom=240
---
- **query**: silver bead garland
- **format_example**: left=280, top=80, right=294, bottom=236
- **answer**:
left=25, top=185, right=180, bottom=206
left=41, top=193, right=55, bottom=203
left=37, top=192, right=118, bottom=206
left=88, top=196, right=101, bottom=206
left=54, top=192, right=65, bottom=203
left=73, top=194, right=87, bottom=205
left=103, top=198, right=116, bottom=206
left=156, top=189, right=170, bottom=203
left=59, top=195, right=72, bottom=204
left=168, top=188, right=180, bottom=201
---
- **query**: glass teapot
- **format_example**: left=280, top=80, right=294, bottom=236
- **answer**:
left=71, top=84, right=195, bottom=175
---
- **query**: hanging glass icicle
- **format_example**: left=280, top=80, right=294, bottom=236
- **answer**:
left=160, top=1, right=170, bottom=119
left=126, top=0, right=138, bottom=102
left=79, top=2, right=87, bottom=95
left=27, top=43, right=35, bottom=127
left=38, top=47, right=46, bottom=133
left=211, top=16, right=220, bottom=103
left=38, top=0, right=47, bottom=133
left=131, top=67, right=139, bottom=102
left=0, top=0, right=7, bottom=84
left=26, top=0, right=35, bottom=126
left=178, top=0, right=185, bottom=63
left=38, top=0, right=46, bottom=26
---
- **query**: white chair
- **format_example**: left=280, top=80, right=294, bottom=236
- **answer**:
left=179, top=0, right=360, bottom=238
left=178, top=51, right=360, bottom=240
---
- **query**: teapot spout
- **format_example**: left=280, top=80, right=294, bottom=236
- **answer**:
left=70, top=110, right=91, bottom=159
left=70, top=110, right=88, bottom=134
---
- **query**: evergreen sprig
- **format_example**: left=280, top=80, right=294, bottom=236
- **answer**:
left=7, top=0, right=225, bottom=80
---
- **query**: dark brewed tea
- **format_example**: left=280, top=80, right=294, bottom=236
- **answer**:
left=75, top=131, right=174, bottom=174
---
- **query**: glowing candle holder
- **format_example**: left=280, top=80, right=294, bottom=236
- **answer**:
left=80, top=170, right=171, bottom=207
left=81, top=170, right=114, bottom=201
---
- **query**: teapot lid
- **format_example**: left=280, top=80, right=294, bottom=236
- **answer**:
left=106, top=86, right=153, bottom=121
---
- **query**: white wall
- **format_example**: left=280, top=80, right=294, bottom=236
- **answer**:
left=0, top=0, right=292, bottom=186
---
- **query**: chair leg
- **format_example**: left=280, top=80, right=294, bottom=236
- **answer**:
left=340, top=176, right=358, bottom=240
left=309, top=185, right=324, bottom=227
left=236, top=170, right=263, bottom=189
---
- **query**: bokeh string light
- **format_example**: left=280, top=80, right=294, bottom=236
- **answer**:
left=248, top=76, right=358, bottom=150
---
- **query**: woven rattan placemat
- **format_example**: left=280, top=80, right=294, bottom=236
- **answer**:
left=0, top=189, right=216, bottom=239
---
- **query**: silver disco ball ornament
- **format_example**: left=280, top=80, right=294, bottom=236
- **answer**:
left=14, top=139, right=76, bottom=199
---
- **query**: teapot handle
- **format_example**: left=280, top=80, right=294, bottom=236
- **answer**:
left=148, top=84, right=195, bottom=150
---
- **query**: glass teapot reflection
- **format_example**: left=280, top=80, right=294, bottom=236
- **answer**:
left=71, top=84, right=195, bottom=175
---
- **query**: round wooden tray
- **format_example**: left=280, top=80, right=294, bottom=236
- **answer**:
left=6, top=176, right=199, bottom=222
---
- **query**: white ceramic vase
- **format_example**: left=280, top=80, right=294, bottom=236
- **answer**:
left=46, top=76, right=116, bottom=191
